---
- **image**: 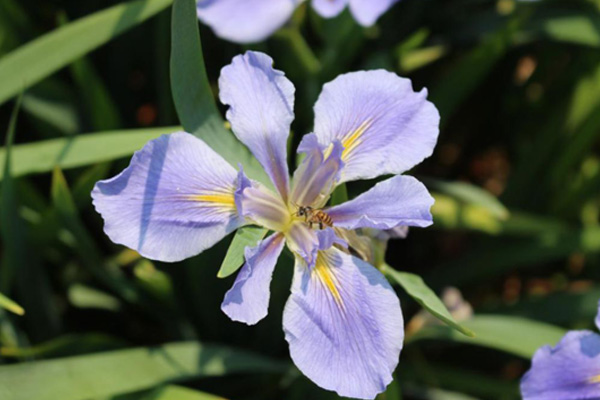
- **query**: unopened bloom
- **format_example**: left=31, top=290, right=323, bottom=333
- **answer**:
left=197, top=0, right=399, bottom=44
left=92, top=51, right=439, bottom=399
left=521, top=300, right=600, bottom=400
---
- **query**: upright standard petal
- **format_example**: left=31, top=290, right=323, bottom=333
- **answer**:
left=222, top=233, right=286, bottom=325
left=92, top=132, right=243, bottom=262
left=290, top=134, right=344, bottom=208
left=283, top=248, right=404, bottom=399
left=327, top=175, right=434, bottom=230
left=313, top=70, right=440, bottom=183
left=219, top=51, right=295, bottom=200
left=521, top=330, right=600, bottom=400
left=197, top=0, right=300, bottom=44
left=312, top=0, right=347, bottom=18
left=241, top=184, right=291, bottom=232
left=349, top=0, right=398, bottom=26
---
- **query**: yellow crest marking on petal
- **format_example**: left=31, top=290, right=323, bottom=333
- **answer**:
left=589, top=375, right=600, bottom=384
left=341, top=119, right=373, bottom=161
left=188, top=192, right=236, bottom=208
left=314, top=254, right=344, bottom=307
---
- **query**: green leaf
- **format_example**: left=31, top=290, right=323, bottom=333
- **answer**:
left=409, top=315, right=567, bottom=358
left=0, top=342, right=287, bottom=400
left=542, top=14, right=600, bottom=48
left=113, top=385, right=228, bottom=400
left=0, top=126, right=178, bottom=180
left=382, top=266, right=474, bottom=338
left=1, top=333, right=127, bottom=359
left=218, top=227, right=268, bottom=278
left=330, top=184, right=348, bottom=206
left=0, top=96, right=60, bottom=340
left=169, top=0, right=268, bottom=184
left=426, top=179, right=509, bottom=220
left=0, top=292, right=24, bottom=316
left=0, top=0, right=173, bottom=105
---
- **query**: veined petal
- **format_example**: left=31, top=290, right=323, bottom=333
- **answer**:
left=219, top=51, right=294, bottom=200
left=290, top=134, right=344, bottom=208
left=222, top=233, right=285, bottom=325
left=197, top=0, right=301, bottom=44
left=285, top=222, right=319, bottom=269
left=313, top=70, right=440, bottom=183
left=521, top=330, right=600, bottom=400
left=283, top=248, right=404, bottom=399
left=92, top=132, right=244, bottom=262
left=241, top=185, right=291, bottom=232
left=312, top=0, right=347, bottom=18
left=349, top=0, right=398, bottom=26
left=327, top=175, right=434, bottom=230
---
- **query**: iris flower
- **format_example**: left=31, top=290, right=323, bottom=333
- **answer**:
left=197, top=0, right=399, bottom=44
left=92, top=51, right=439, bottom=399
left=521, top=300, right=600, bottom=400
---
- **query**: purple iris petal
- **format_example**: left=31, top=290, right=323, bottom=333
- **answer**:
left=285, top=222, right=320, bottom=269
left=222, top=233, right=286, bottom=325
left=291, top=134, right=344, bottom=207
left=283, top=248, right=404, bottom=399
left=327, top=175, right=434, bottom=230
left=521, top=330, right=600, bottom=400
left=92, top=132, right=245, bottom=262
left=197, top=0, right=301, bottom=44
left=313, top=70, right=440, bottom=183
left=241, top=185, right=290, bottom=232
left=349, top=0, right=399, bottom=26
left=220, top=51, right=295, bottom=200
left=312, top=0, right=347, bottom=18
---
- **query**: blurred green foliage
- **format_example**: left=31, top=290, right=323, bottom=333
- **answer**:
left=1, top=0, right=600, bottom=398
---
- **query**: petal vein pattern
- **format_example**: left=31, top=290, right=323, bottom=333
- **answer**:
left=219, top=51, right=294, bottom=200
left=313, top=70, right=440, bottom=183
left=92, top=132, right=246, bottom=262
left=283, top=248, right=404, bottom=399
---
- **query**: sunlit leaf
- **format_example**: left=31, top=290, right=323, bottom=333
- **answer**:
left=382, top=265, right=474, bottom=338
left=113, top=385, right=228, bottom=400
left=409, top=315, right=567, bottom=358
left=0, top=126, right=178, bottom=180
left=0, top=292, right=24, bottom=316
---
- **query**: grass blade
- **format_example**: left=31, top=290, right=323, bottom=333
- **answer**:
left=0, top=292, right=24, bottom=316
left=0, top=0, right=173, bottom=105
left=169, top=0, right=268, bottom=184
left=0, top=126, right=178, bottom=180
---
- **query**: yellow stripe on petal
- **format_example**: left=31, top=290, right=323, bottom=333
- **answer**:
left=314, top=253, right=344, bottom=307
left=589, top=375, right=600, bottom=384
left=341, top=119, right=372, bottom=161
left=187, top=191, right=236, bottom=211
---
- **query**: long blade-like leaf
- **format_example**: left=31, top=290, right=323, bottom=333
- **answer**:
left=0, top=0, right=173, bottom=105
left=0, top=342, right=287, bottom=400
left=169, top=0, right=268, bottom=184
left=383, top=266, right=474, bottom=337
left=0, top=126, right=178, bottom=180
left=408, top=315, right=567, bottom=359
